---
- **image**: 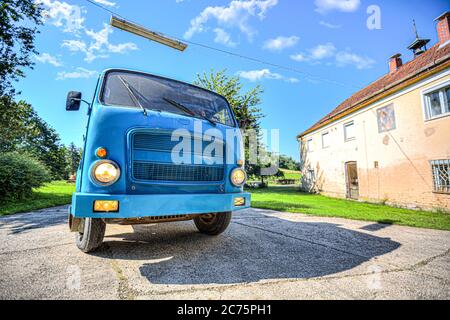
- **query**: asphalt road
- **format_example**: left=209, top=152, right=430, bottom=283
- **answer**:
left=0, top=206, right=449, bottom=300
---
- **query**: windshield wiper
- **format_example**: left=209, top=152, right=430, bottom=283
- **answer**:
left=163, top=97, right=216, bottom=126
left=117, top=76, right=148, bottom=116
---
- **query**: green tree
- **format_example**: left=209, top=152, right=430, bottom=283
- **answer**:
left=194, top=70, right=266, bottom=180
left=194, top=69, right=264, bottom=130
left=0, top=98, right=69, bottom=180
left=279, top=155, right=300, bottom=171
left=26, top=113, right=68, bottom=180
left=0, top=96, right=35, bottom=152
left=67, top=142, right=82, bottom=177
left=0, top=0, right=43, bottom=96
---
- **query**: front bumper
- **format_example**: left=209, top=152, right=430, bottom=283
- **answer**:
left=71, top=192, right=251, bottom=218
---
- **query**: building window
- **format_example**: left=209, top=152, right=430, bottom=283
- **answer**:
left=431, top=159, right=450, bottom=194
left=322, top=132, right=330, bottom=148
left=377, top=104, right=396, bottom=133
left=307, top=169, right=316, bottom=184
left=344, top=121, right=355, bottom=141
left=423, top=84, right=450, bottom=120
left=306, top=139, right=313, bottom=152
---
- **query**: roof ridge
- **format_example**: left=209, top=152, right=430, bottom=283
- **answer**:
left=298, top=43, right=450, bottom=138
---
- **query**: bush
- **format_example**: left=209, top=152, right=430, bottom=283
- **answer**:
left=245, top=181, right=268, bottom=189
left=0, top=152, right=51, bottom=203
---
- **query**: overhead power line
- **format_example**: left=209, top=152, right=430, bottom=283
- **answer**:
left=84, top=0, right=361, bottom=89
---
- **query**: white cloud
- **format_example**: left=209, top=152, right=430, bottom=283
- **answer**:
left=213, top=28, right=238, bottom=47
left=286, top=77, right=300, bottom=83
left=309, top=43, right=337, bottom=60
left=290, top=53, right=309, bottom=62
left=237, top=69, right=298, bottom=83
left=315, top=0, right=360, bottom=14
left=61, top=24, right=138, bottom=62
left=38, top=1, right=137, bottom=63
left=238, top=69, right=281, bottom=81
left=108, top=42, right=139, bottom=53
left=85, top=25, right=110, bottom=49
left=56, top=67, right=97, bottom=80
left=263, top=35, right=299, bottom=52
left=319, top=21, right=342, bottom=29
left=35, top=53, right=63, bottom=67
left=37, top=0, right=85, bottom=33
left=290, top=43, right=336, bottom=62
left=335, top=51, right=375, bottom=69
left=93, top=0, right=117, bottom=7
left=62, top=39, right=87, bottom=52
left=184, top=0, right=278, bottom=40
left=291, top=43, right=375, bottom=69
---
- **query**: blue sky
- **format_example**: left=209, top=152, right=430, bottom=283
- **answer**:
left=17, top=0, right=449, bottom=160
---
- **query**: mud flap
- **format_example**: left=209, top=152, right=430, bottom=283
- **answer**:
left=68, top=206, right=84, bottom=233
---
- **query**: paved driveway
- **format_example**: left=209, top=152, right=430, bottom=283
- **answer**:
left=0, top=206, right=449, bottom=300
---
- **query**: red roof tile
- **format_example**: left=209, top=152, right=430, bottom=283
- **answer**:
left=299, top=42, right=450, bottom=138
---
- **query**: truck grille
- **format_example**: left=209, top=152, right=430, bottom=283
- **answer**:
left=133, top=161, right=224, bottom=182
left=133, top=132, right=213, bottom=154
left=131, top=131, right=225, bottom=183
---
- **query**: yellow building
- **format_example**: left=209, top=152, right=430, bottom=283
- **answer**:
left=298, top=12, right=450, bottom=211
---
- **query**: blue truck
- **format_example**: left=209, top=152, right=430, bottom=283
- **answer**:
left=67, top=69, right=250, bottom=252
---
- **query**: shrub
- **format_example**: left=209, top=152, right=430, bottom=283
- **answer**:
left=0, top=152, right=51, bottom=203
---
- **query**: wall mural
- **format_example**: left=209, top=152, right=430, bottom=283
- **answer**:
left=377, top=104, right=396, bottom=133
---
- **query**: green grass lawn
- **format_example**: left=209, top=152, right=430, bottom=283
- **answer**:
left=280, top=169, right=301, bottom=181
left=250, top=186, right=450, bottom=231
left=0, top=181, right=75, bottom=216
left=2, top=182, right=449, bottom=231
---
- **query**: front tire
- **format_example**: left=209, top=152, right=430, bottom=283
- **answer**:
left=194, top=212, right=232, bottom=235
left=76, top=218, right=106, bottom=253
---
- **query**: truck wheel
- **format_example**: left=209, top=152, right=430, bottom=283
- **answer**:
left=75, top=218, right=106, bottom=253
left=194, top=212, right=232, bottom=235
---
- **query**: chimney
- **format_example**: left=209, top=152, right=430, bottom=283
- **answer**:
left=389, top=54, right=403, bottom=74
left=435, top=12, right=450, bottom=44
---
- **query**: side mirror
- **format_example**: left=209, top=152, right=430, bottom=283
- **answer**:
left=66, top=91, right=82, bottom=111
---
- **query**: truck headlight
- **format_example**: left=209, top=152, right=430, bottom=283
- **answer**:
left=230, top=168, right=247, bottom=187
left=91, top=160, right=120, bottom=186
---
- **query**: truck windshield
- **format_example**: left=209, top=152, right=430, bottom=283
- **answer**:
left=101, top=70, right=235, bottom=127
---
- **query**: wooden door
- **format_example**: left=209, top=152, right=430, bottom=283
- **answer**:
left=346, top=162, right=359, bottom=200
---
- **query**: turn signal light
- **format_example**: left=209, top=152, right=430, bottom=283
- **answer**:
left=96, top=147, right=108, bottom=158
left=94, top=200, right=119, bottom=212
left=234, top=197, right=246, bottom=206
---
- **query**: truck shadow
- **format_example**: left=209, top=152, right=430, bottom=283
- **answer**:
left=101, top=212, right=401, bottom=285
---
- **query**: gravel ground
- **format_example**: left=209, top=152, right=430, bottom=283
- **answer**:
left=0, top=206, right=449, bottom=300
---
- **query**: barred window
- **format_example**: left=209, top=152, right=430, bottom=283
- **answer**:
left=431, top=160, right=450, bottom=194
left=308, top=169, right=316, bottom=183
